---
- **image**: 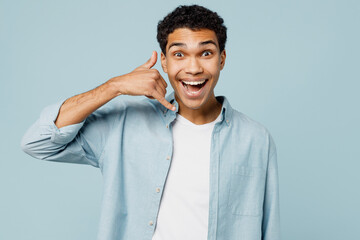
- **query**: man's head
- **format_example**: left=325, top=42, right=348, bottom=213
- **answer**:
left=157, top=5, right=227, bottom=56
left=157, top=5, right=227, bottom=120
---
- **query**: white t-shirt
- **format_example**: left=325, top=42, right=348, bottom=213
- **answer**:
left=152, top=112, right=222, bottom=240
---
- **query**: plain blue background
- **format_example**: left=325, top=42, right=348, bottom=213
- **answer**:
left=1, top=0, right=359, bottom=239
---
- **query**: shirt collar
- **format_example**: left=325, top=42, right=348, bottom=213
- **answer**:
left=162, top=91, right=233, bottom=127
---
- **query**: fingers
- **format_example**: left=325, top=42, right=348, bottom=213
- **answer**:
left=158, top=74, right=168, bottom=90
left=122, top=51, right=172, bottom=110
left=141, top=51, right=157, bottom=69
left=149, top=71, right=170, bottom=108
left=152, top=90, right=176, bottom=111
left=147, top=68, right=167, bottom=96
left=135, top=51, right=168, bottom=90
left=156, top=82, right=166, bottom=97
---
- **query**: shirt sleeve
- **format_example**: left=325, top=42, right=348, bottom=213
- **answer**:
left=262, top=134, right=281, bottom=240
left=21, top=99, right=119, bottom=168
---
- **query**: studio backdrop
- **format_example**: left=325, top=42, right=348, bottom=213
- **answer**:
left=1, top=0, right=359, bottom=239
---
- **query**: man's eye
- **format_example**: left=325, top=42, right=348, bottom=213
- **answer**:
left=174, top=52, right=184, bottom=57
left=202, top=51, right=212, bottom=57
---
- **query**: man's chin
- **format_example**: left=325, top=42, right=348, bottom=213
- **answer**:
left=175, top=94, right=206, bottom=111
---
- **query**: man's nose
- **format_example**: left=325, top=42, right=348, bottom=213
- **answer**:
left=184, top=57, right=203, bottom=75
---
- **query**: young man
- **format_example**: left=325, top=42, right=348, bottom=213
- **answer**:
left=21, top=5, right=280, bottom=240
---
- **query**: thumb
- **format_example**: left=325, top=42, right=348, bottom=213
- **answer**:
left=141, top=51, right=157, bottom=69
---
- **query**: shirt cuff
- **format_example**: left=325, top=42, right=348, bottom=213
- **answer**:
left=39, top=99, right=86, bottom=145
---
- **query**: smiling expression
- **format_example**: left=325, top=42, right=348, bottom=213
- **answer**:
left=161, top=28, right=226, bottom=118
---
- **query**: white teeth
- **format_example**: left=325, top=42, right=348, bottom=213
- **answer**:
left=182, top=80, right=206, bottom=85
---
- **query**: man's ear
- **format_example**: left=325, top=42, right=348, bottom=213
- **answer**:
left=160, top=51, right=168, bottom=73
left=220, top=49, right=226, bottom=70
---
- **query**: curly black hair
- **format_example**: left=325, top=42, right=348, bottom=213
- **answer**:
left=157, top=5, right=227, bottom=55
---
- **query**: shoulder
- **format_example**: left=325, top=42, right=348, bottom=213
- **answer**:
left=230, top=109, right=277, bottom=156
left=219, top=95, right=271, bottom=138
left=230, top=109, right=272, bottom=139
left=231, top=109, right=269, bottom=133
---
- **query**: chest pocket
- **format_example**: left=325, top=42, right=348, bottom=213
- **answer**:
left=227, top=166, right=266, bottom=216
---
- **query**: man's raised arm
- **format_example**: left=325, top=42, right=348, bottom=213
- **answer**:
left=55, top=51, right=175, bottom=128
left=21, top=51, right=175, bottom=167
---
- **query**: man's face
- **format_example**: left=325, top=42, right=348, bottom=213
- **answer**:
left=161, top=28, right=226, bottom=113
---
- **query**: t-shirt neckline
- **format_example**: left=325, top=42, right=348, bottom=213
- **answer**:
left=175, top=112, right=222, bottom=129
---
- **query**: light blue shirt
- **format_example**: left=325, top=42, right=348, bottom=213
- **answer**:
left=21, top=92, right=280, bottom=240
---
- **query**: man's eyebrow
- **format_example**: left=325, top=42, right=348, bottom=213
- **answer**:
left=168, top=42, right=186, bottom=50
left=199, top=40, right=218, bottom=48
left=168, top=40, right=218, bottom=51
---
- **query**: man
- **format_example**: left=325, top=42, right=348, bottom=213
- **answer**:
left=21, top=4, right=280, bottom=240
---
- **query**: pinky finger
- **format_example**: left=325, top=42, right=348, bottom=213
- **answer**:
left=152, top=90, right=176, bottom=111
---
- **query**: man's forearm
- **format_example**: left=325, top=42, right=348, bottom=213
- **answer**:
left=54, top=81, right=120, bottom=129
left=54, top=51, right=174, bottom=129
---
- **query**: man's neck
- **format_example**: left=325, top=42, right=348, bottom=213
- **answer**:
left=176, top=95, right=222, bottom=125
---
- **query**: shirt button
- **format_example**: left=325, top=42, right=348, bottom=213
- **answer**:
left=166, top=125, right=169, bottom=128
left=166, top=156, right=170, bottom=160
left=149, top=220, right=154, bottom=226
left=156, top=188, right=161, bottom=193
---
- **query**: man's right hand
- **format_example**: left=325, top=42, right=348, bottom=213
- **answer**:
left=108, top=51, right=176, bottom=111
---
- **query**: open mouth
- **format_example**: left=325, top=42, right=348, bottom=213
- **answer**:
left=181, top=79, right=208, bottom=93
